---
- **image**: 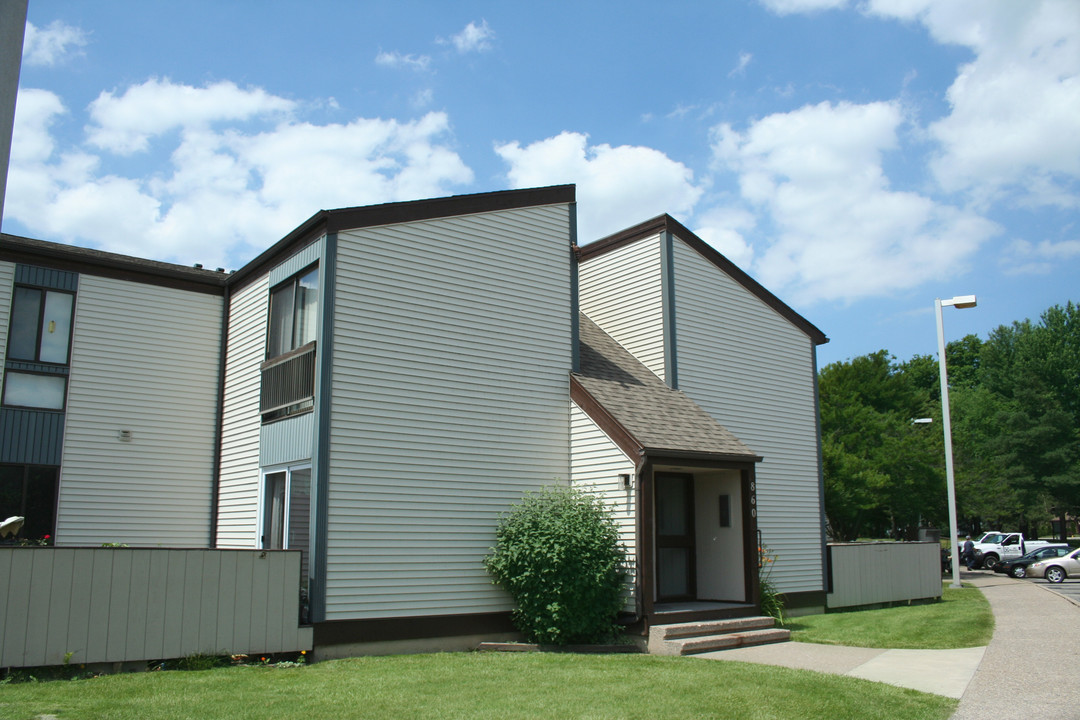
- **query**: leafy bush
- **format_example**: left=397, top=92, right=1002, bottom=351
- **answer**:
left=484, top=486, right=627, bottom=645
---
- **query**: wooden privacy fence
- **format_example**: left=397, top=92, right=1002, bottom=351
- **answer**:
left=827, top=541, right=942, bottom=609
left=0, top=547, right=313, bottom=668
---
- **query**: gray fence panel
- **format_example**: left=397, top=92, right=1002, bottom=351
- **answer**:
left=827, top=542, right=942, bottom=609
left=0, top=548, right=312, bottom=668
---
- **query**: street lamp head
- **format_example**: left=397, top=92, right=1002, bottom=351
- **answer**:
left=942, top=294, right=977, bottom=309
left=911, top=418, right=933, bottom=424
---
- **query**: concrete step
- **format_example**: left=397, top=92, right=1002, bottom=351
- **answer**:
left=650, top=615, right=776, bottom=642
left=648, top=616, right=790, bottom=656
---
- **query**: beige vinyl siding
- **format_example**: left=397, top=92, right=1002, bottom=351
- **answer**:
left=216, top=276, right=269, bottom=548
left=326, top=203, right=573, bottom=620
left=670, top=240, right=824, bottom=593
left=569, top=401, right=637, bottom=609
left=0, top=261, right=13, bottom=362
left=57, top=276, right=222, bottom=547
left=578, top=234, right=667, bottom=381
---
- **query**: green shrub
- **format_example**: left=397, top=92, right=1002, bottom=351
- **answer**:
left=484, top=486, right=627, bottom=645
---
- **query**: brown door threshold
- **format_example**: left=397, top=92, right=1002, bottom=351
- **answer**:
left=651, top=602, right=756, bottom=626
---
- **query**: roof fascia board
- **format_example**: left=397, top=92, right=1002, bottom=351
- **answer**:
left=644, top=449, right=763, bottom=466
left=578, top=214, right=829, bottom=346
left=0, top=233, right=227, bottom=295
left=569, top=374, right=643, bottom=461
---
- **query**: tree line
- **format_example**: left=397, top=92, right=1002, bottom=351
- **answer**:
left=820, top=301, right=1080, bottom=542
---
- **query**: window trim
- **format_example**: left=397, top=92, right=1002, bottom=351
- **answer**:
left=6, top=284, right=76, bottom=366
left=258, top=463, right=312, bottom=552
left=1, top=369, right=69, bottom=411
left=265, top=263, right=319, bottom=361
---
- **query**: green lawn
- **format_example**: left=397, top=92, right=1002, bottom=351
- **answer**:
left=0, top=652, right=956, bottom=720
left=0, top=584, right=992, bottom=720
left=788, top=584, right=993, bottom=649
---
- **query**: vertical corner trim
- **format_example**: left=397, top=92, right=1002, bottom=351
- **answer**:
left=660, top=231, right=678, bottom=389
left=310, top=232, right=337, bottom=624
left=209, top=283, right=230, bottom=548
left=569, top=202, right=580, bottom=374
left=811, top=343, right=828, bottom=590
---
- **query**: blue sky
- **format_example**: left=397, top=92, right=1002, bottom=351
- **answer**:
left=6, top=0, right=1079, bottom=368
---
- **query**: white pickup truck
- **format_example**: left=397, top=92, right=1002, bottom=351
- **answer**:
left=972, top=532, right=1054, bottom=570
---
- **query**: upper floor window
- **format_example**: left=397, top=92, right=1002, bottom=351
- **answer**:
left=267, top=266, right=318, bottom=359
left=3, top=283, right=75, bottom=411
left=261, top=265, right=318, bottom=422
left=8, top=286, right=74, bottom=364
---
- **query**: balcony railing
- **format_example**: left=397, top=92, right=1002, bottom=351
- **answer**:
left=260, top=341, right=316, bottom=416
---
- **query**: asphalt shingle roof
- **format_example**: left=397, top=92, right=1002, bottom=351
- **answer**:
left=573, top=314, right=759, bottom=461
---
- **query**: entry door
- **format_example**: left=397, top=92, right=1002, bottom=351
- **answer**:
left=656, top=473, right=696, bottom=601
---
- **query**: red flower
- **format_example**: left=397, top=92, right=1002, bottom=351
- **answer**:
left=43, top=535, right=51, bottom=540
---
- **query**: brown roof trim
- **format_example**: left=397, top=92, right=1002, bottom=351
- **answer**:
left=646, top=449, right=762, bottom=465
left=577, top=214, right=828, bottom=346
left=228, top=185, right=576, bottom=290
left=570, top=374, right=643, bottom=461
left=576, top=215, right=669, bottom=261
left=0, top=233, right=227, bottom=295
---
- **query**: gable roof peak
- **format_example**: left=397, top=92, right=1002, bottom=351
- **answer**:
left=576, top=215, right=828, bottom=346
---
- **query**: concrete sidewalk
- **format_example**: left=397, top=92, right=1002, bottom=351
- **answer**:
left=951, top=572, right=1080, bottom=719
left=698, top=571, right=1080, bottom=715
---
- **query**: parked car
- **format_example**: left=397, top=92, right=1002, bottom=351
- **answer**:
left=1027, top=547, right=1080, bottom=583
left=994, top=545, right=1072, bottom=578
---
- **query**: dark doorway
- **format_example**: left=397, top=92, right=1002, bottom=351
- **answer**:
left=655, top=472, right=695, bottom=601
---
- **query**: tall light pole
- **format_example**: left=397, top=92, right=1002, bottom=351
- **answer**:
left=936, top=294, right=976, bottom=589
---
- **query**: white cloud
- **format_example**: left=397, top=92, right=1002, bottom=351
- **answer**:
left=495, top=132, right=704, bottom=242
left=831, top=0, right=1080, bottom=210
left=374, top=50, right=432, bottom=72
left=9, top=82, right=473, bottom=269
left=411, top=88, right=435, bottom=109
left=693, top=206, right=757, bottom=269
left=448, top=21, right=494, bottom=54
left=758, top=0, right=850, bottom=15
left=709, top=100, right=999, bottom=305
left=1001, top=237, right=1080, bottom=274
left=9, top=89, right=66, bottom=165
left=729, top=52, right=753, bottom=78
left=22, top=21, right=87, bottom=67
left=756, top=1, right=1080, bottom=208
left=86, top=78, right=295, bottom=155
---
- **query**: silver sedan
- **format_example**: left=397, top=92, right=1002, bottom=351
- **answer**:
left=1027, top=546, right=1080, bottom=583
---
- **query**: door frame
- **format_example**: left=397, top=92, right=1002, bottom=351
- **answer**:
left=638, top=457, right=760, bottom=619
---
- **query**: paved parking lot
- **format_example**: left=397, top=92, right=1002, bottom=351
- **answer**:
left=967, top=567, right=1080, bottom=604
left=1033, top=576, right=1080, bottom=604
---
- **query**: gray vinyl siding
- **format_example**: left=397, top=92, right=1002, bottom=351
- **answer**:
left=578, top=234, right=667, bottom=381
left=670, top=240, right=823, bottom=593
left=569, top=401, right=637, bottom=609
left=326, top=203, right=573, bottom=620
left=56, top=275, right=222, bottom=547
left=216, top=276, right=269, bottom=548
